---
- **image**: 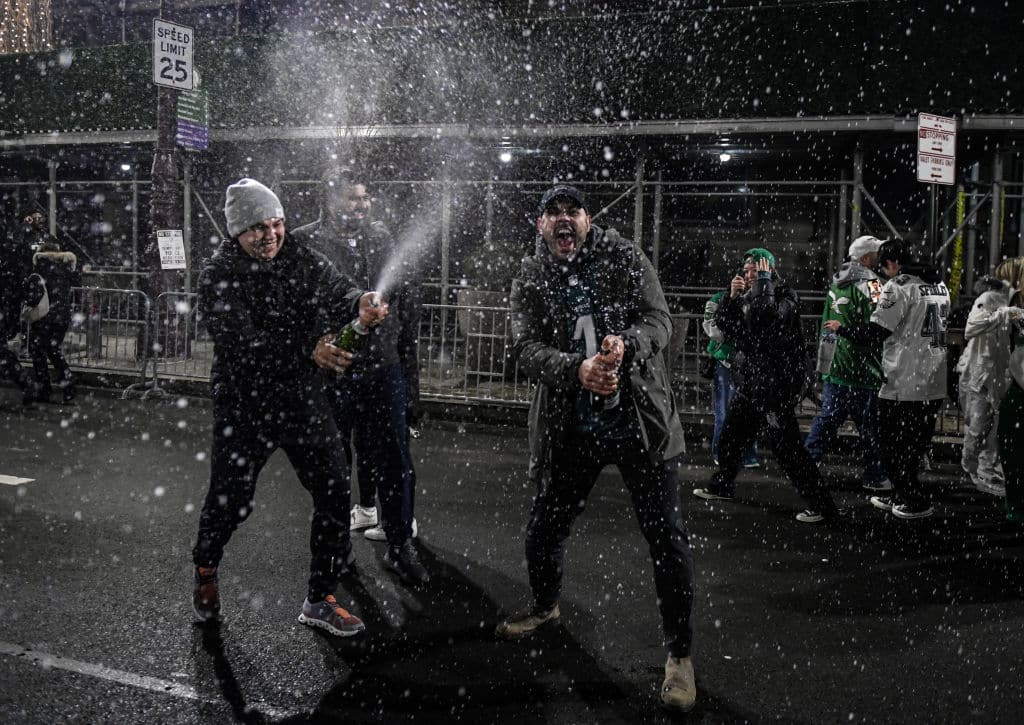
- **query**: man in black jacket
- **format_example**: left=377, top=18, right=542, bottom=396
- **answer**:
left=693, top=248, right=840, bottom=523
left=27, top=241, right=80, bottom=404
left=191, top=178, right=385, bottom=636
left=498, top=185, right=697, bottom=715
left=292, top=167, right=426, bottom=585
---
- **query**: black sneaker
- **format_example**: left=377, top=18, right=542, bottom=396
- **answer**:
left=384, top=540, right=430, bottom=585
left=891, top=500, right=934, bottom=520
left=869, top=495, right=897, bottom=513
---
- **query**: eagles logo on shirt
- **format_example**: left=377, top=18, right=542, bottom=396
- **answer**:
left=866, top=278, right=883, bottom=304
left=879, top=288, right=898, bottom=309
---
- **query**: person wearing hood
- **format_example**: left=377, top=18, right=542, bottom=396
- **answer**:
left=803, top=235, right=890, bottom=492
left=955, top=273, right=1017, bottom=497
left=500, top=185, right=697, bottom=715
left=292, top=166, right=426, bottom=585
left=25, top=240, right=80, bottom=404
left=190, top=178, right=386, bottom=637
left=692, top=247, right=840, bottom=524
left=825, top=240, right=950, bottom=519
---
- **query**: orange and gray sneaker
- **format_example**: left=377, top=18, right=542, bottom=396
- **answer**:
left=297, top=595, right=365, bottom=637
left=192, top=566, right=220, bottom=622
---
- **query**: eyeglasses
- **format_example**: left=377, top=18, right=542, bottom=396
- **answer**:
left=246, top=218, right=285, bottom=238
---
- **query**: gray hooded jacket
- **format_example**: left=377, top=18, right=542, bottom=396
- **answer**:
left=510, top=224, right=685, bottom=484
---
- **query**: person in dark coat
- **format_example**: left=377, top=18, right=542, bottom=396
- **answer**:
left=498, top=185, right=697, bottom=715
left=292, top=166, right=427, bottom=585
left=0, top=222, right=35, bottom=405
left=20, top=210, right=59, bottom=251
left=27, top=241, right=80, bottom=403
left=693, top=247, right=840, bottom=523
left=190, top=178, right=386, bottom=638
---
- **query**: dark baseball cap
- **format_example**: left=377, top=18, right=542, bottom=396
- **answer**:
left=537, top=185, right=587, bottom=216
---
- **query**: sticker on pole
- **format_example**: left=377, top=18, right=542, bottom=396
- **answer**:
left=917, top=113, right=956, bottom=186
left=157, top=230, right=187, bottom=270
left=153, top=19, right=194, bottom=90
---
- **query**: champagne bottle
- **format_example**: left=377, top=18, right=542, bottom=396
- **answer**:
left=815, top=331, right=838, bottom=375
left=591, top=347, right=621, bottom=412
left=334, top=318, right=369, bottom=354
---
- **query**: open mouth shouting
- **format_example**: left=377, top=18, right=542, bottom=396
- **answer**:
left=554, top=224, right=577, bottom=257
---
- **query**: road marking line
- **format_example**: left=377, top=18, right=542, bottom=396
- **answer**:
left=0, top=641, right=291, bottom=719
left=0, top=475, right=34, bottom=486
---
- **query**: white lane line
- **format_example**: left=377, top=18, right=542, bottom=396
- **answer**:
left=0, top=641, right=292, bottom=719
left=0, top=475, right=34, bottom=486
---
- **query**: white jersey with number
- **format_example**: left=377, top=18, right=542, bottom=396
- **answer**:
left=871, top=273, right=950, bottom=401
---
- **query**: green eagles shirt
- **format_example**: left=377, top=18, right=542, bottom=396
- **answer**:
left=820, top=261, right=884, bottom=389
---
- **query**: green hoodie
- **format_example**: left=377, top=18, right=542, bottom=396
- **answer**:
left=820, top=260, right=884, bottom=388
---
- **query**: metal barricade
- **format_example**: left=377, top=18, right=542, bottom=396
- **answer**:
left=65, top=286, right=150, bottom=388
left=419, top=303, right=532, bottom=406
left=140, top=291, right=213, bottom=396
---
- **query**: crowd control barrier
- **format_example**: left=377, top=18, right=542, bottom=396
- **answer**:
left=35, top=290, right=961, bottom=438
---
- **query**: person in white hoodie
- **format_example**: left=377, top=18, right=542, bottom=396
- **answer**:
left=955, top=275, right=1019, bottom=496
left=992, top=257, right=1024, bottom=523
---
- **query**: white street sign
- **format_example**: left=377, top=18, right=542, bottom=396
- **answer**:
left=157, top=229, right=187, bottom=270
left=153, top=19, right=194, bottom=90
left=917, top=113, right=956, bottom=185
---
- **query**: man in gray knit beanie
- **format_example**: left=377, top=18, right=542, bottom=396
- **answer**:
left=223, top=177, right=285, bottom=239
left=191, top=176, right=388, bottom=638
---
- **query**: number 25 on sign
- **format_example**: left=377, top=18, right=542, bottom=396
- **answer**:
left=153, top=19, right=194, bottom=90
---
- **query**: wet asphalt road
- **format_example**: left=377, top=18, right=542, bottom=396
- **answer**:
left=1, top=386, right=1023, bottom=724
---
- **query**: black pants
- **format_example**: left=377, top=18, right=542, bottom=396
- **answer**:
left=329, top=362, right=416, bottom=547
left=192, top=401, right=352, bottom=600
left=712, top=390, right=833, bottom=509
left=879, top=398, right=942, bottom=505
left=525, top=434, right=695, bottom=658
left=28, top=319, right=72, bottom=394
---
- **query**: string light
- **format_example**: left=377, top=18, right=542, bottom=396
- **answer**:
left=0, top=0, right=54, bottom=54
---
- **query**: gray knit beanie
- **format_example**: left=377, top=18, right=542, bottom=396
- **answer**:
left=224, top=178, right=284, bottom=237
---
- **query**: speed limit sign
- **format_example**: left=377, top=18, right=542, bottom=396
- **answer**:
left=153, top=19, right=194, bottom=90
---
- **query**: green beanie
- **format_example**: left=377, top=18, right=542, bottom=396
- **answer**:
left=744, top=247, right=776, bottom=269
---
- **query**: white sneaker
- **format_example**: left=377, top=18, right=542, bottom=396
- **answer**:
left=350, top=504, right=378, bottom=530
left=795, top=510, right=825, bottom=523
left=364, top=518, right=418, bottom=542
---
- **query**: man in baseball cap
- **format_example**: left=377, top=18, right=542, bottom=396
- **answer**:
left=803, top=234, right=889, bottom=493
left=847, top=235, right=883, bottom=264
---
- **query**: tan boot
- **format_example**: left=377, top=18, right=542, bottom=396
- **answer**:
left=661, top=654, right=696, bottom=713
left=495, top=603, right=560, bottom=639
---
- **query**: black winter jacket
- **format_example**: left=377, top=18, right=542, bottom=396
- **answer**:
left=32, top=250, right=80, bottom=326
left=715, top=274, right=809, bottom=403
left=292, top=217, right=422, bottom=418
left=198, top=234, right=363, bottom=423
left=510, top=225, right=685, bottom=483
